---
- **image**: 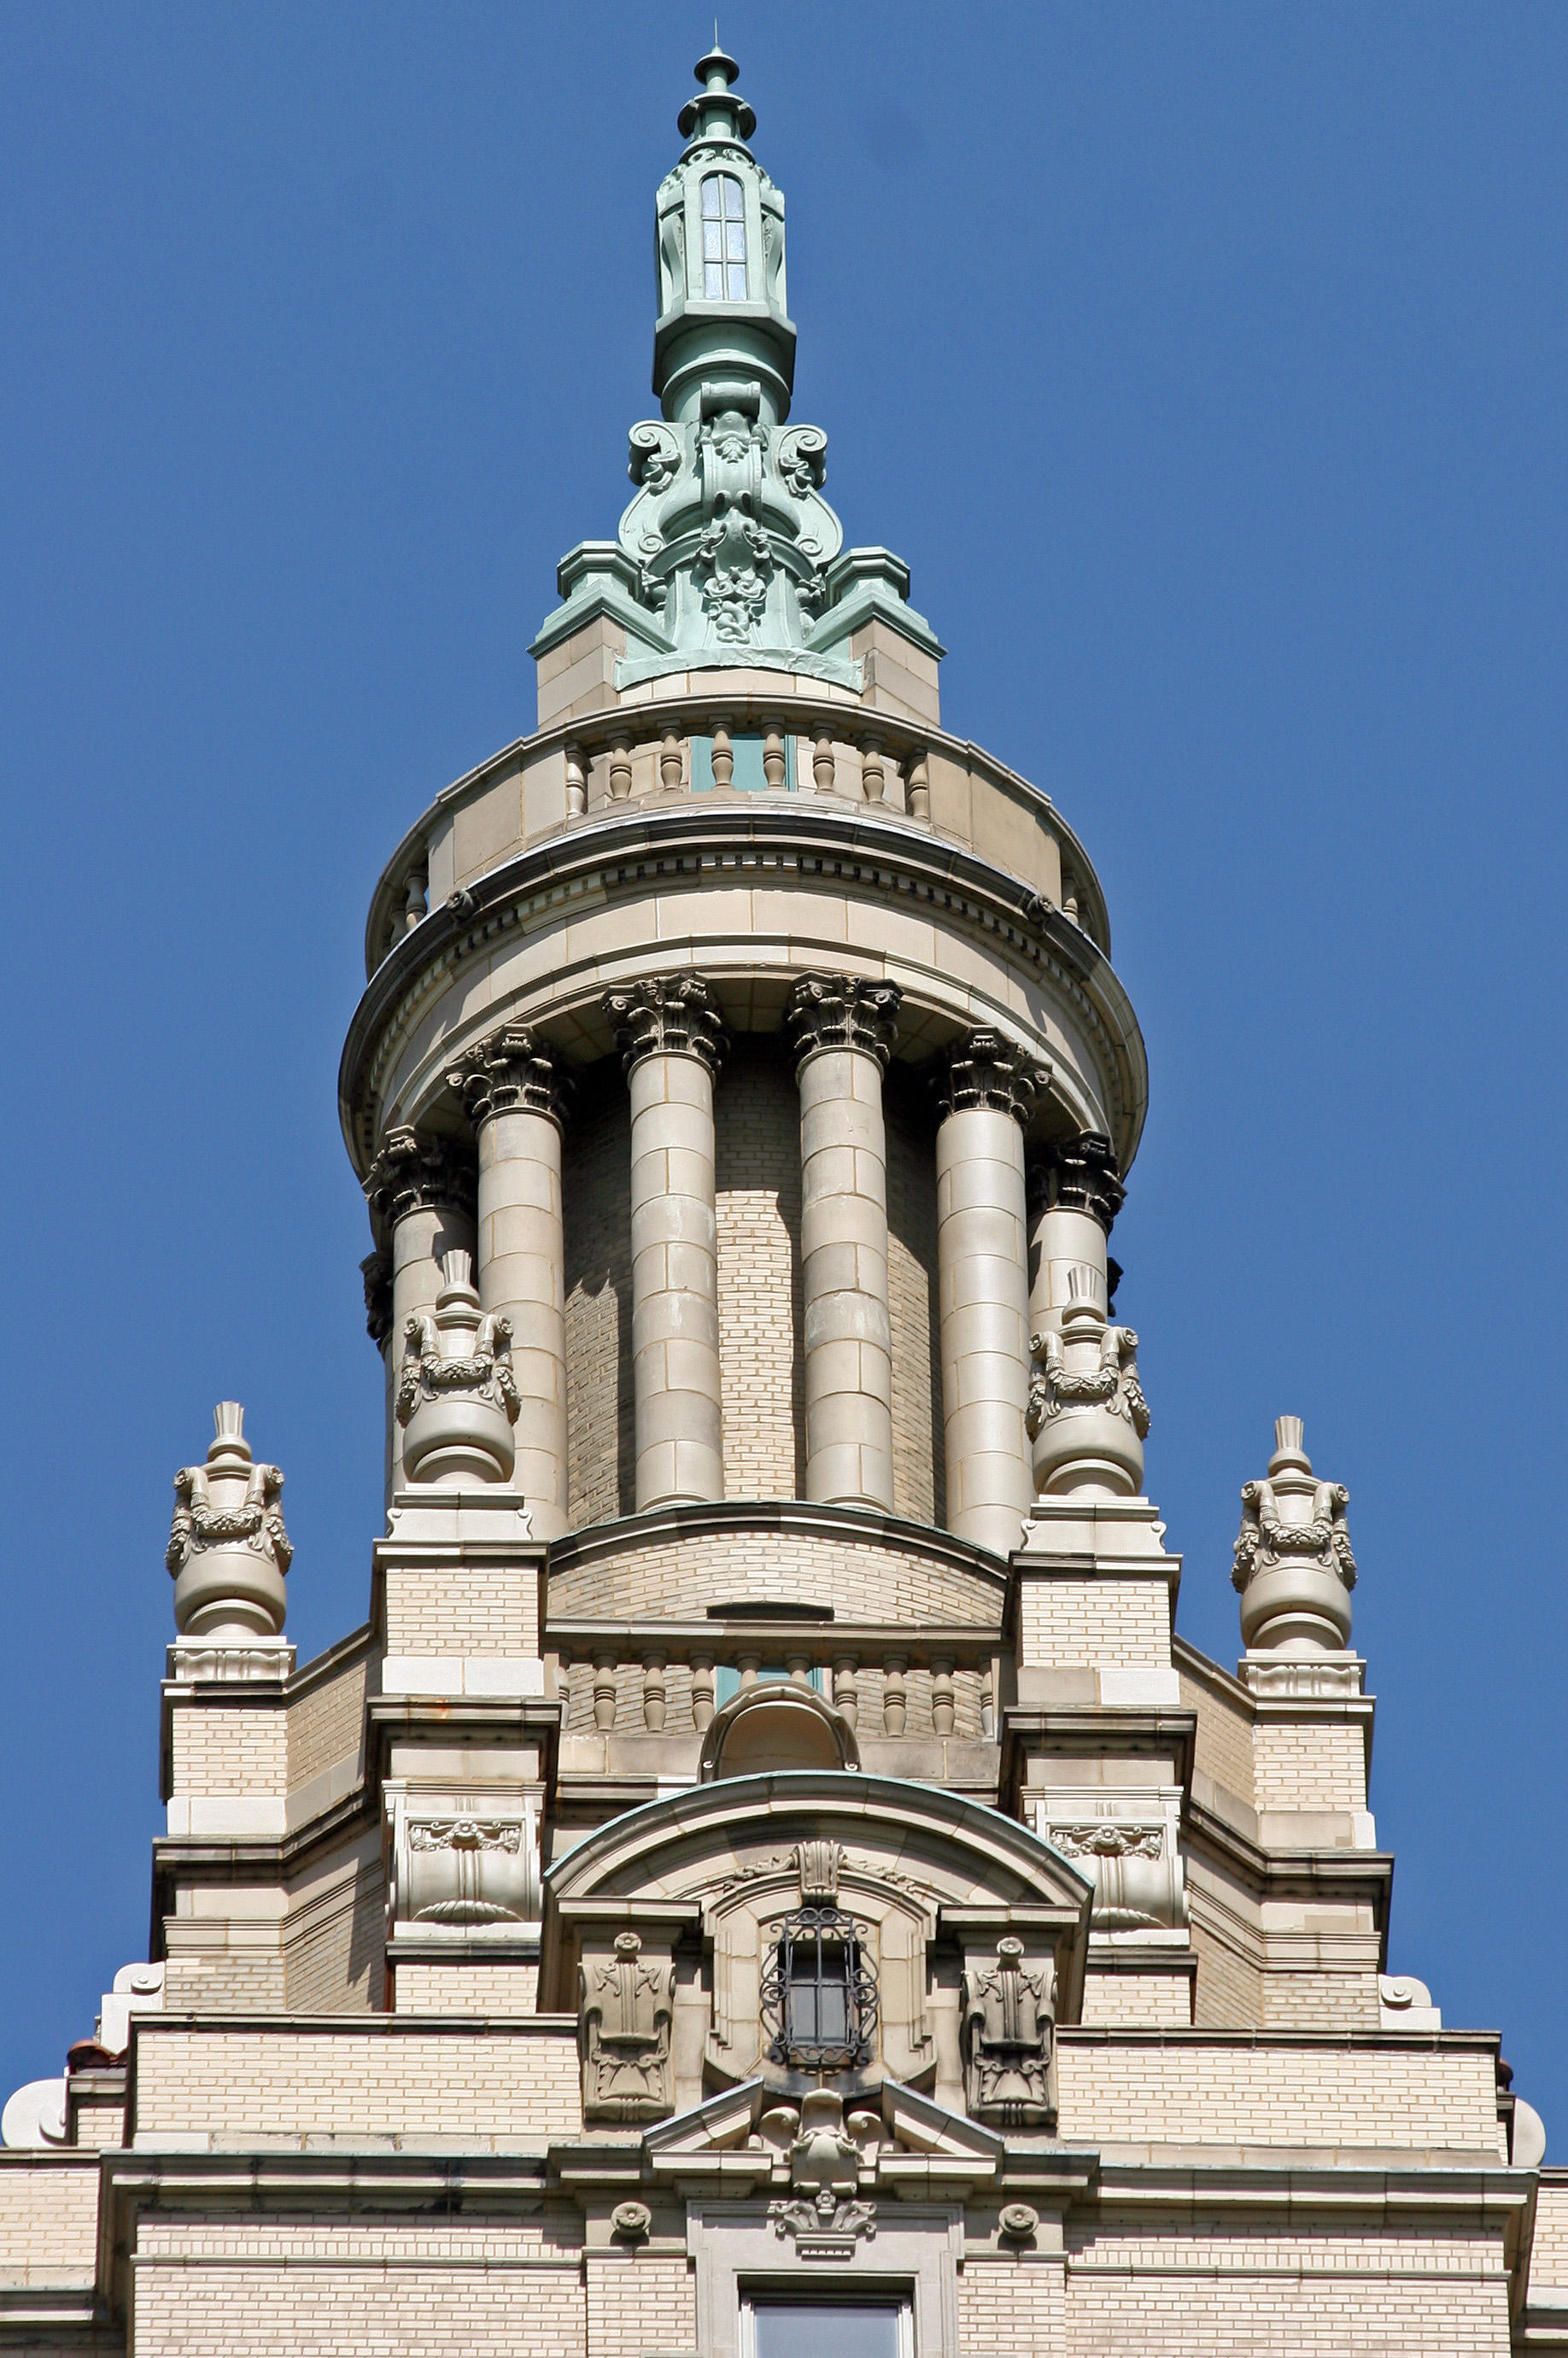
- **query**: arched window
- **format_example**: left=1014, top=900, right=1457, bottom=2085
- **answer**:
left=700, top=173, right=748, bottom=300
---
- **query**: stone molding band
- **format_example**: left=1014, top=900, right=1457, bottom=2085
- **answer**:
left=786, top=973, right=903, bottom=1071
left=604, top=972, right=727, bottom=1074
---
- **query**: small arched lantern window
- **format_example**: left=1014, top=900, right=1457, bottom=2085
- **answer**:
left=700, top=173, right=748, bottom=300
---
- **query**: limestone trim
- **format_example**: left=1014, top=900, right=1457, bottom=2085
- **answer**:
left=363, top=1126, right=476, bottom=1226
left=937, top=1027, right=1047, bottom=1124
left=605, top=971, right=727, bottom=1074
left=338, top=799, right=1146, bottom=1177
left=446, top=1021, right=572, bottom=1126
left=785, top=972, right=902, bottom=1070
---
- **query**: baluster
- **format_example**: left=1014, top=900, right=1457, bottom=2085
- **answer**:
left=711, top=723, right=734, bottom=788
left=593, top=1652, right=617, bottom=1733
left=833, top=1655, right=859, bottom=1730
left=903, top=747, right=931, bottom=820
left=402, top=867, right=428, bottom=933
left=786, top=1652, right=812, bottom=1687
left=691, top=1655, right=716, bottom=1731
left=642, top=1652, right=667, bottom=1733
left=608, top=738, right=633, bottom=801
left=737, top=1651, right=761, bottom=1689
left=659, top=732, right=684, bottom=792
left=860, top=735, right=886, bottom=803
left=980, top=1660, right=996, bottom=1740
left=763, top=726, right=787, bottom=789
left=931, top=1656, right=956, bottom=1736
left=1062, top=869, right=1079, bottom=925
left=812, top=734, right=836, bottom=793
left=565, top=743, right=588, bottom=818
left=882, top=1654, right=908, bottom=1737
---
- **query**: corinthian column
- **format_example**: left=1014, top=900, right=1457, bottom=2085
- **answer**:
left=936, top=1030, right=1041, bottom=1556
left=605, top=974, right=726, bottom=1511
left=364, top=1129, right=477, bottom=1498
left=448, top=1025, right=572, bottom=1539
left=1026, top=1131, right=1124, bottom=1335
left=787, top=974, right=902, bottom=1511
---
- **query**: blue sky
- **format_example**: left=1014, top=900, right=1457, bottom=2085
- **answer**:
left=0, top=3, right=1564, bottom=2138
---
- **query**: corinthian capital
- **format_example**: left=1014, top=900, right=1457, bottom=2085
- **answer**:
left=786, top=973, right=902, bottom=1071
left=363, top=1126, right=477, bottom=1226
left=604, top=973, right=727, bottom=1074
left=446, top=1023, right=571, bottom=1126
left=1027, top=1131, right=1125, bottom=1237
left=938, top=1027, right=1046, bottom=1125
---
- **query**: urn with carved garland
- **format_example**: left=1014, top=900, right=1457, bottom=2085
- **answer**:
left=1232, top=1416, right=1356, bottom=1653
left=396, top=1250, right=520, bottom=1487
left=166, top=1402, right=292, bottom=1640
left=1026, top=1283, right=1150, bottom=1500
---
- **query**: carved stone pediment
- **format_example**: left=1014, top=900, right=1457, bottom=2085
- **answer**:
left=641, top=2076, right=1003, bottom=2199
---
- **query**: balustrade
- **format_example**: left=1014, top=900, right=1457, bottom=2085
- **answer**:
left=553, top=1639, right=998, bottom=1743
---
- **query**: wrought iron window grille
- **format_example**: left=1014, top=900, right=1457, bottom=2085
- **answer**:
left=760, top=1905, right=878, bottom=2072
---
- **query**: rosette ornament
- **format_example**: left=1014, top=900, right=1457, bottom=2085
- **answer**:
left=166, top=1403, right=293, bottom=1639
left=395, top=1250, right=520, bottom=1486
left=1232, top=1416, right=1357, bottom=1653
left=1026, top=1272, right=1150, bottom=1499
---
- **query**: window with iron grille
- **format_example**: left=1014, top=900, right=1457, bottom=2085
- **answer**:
left=760, top=1905, right=877, bottom=2072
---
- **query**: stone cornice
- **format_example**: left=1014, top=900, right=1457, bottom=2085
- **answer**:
left=339, top=797, right=1147, bottom=1180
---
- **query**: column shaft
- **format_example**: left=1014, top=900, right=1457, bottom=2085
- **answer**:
left=788, top=976, right=902, bottom=1512
left=450, top=1028, right=570, bottom=1539
left=366, top=1131, right=476, bottom=1501
left=607, top=977, right=726, bottom=1511
left=937, top=1095, right=1033, bottom=1556
left=1027, top=1132, right=1123, bottom=1332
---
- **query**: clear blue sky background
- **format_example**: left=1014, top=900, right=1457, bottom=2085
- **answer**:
left=0, top=2, right=1563, bottom=2137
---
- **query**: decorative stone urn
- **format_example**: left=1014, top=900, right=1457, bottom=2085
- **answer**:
left=1232, top=1416, right=1356, bottom=1653
left=1026, top=1273, right=1150, bottom=1498
left=166, top=1403, right=292, bottom=1639
left=395, top=1250, right=519, bottom=1486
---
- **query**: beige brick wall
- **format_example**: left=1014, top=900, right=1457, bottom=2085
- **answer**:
left=958, top=2253, right=1063, bottom=2350
left=284, top=1840, right=386, bottom=2014
left=1253, top=1716, right=1367, bottom=1811
left=288, top=1647, right=370, bottom=1790
left=550, top=1522, right=1003, bottom=1627
left=383, top=1561, right=536, bottom=1656
left=1187, top=1875, right=1265, bottom=2030
left=715, top=1041, right=803, bottom=1499
left=1179, top=1652, right=1256, bottom=1810
left=171, top=1702, right=287, bottom=1795
left=1259, top=1967, right=1380, bottom=2029
left=394, top=1962, right=539, bottom=2013
left=0, top=2159, right=100, bottom=2287
left=1082, top=1968, right=1192, bottom=2027
left=564, top=1065, right=635, bottom=1525
left=886, top=1077, right=945, bottom=1526
left=586, top=2252, right=696, bottom=2356
left=1018, top=1575, right=1169, bottom=1665
left=1056, top=2034, right=1499, bottom=2149
left=132, top=2024, right=580, bottom=2144
left=1064, top=2220, right=1511, bottom=2355
left=1530, top=2179, right=1568, bottom=2285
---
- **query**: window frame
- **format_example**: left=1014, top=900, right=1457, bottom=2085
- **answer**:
left=740, top=2292, right=914, bottom=2358
left=699, top=169, right=750, bottom=301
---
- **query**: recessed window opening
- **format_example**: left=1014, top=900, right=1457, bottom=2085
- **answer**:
left=761, top=1905, right=878, bottom=2071
left=714, top=1662, right=822, bottom=1706
left=690, top=734, right=796, bottom=793
left=744, top=2297, right=910, bottom=2358
left=701, top=172, right=748, bottom=299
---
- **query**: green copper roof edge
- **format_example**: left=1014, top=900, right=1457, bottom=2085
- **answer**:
left=614, top=645, right=862, bottom=693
